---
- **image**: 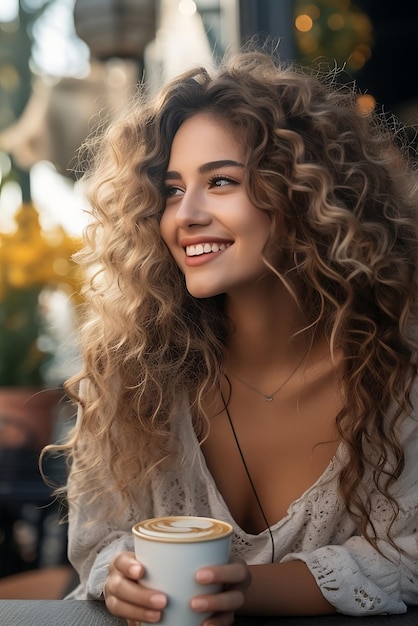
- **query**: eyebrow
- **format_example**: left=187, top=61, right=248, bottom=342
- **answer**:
left=164, top=159, right=245, bottom=180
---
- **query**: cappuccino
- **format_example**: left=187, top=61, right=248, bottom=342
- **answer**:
left=133, top=515, right=232, bottom=542
left=132, top=516, right=233, bottom=626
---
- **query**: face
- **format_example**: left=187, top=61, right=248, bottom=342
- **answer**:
left=160, top=112, right=272, bottom=299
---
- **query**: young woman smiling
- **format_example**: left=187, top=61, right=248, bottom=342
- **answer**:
left=48, top=49, right=418, bottom=624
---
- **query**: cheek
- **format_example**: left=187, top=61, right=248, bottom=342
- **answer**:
left=245, top=210, right=271, bottom=247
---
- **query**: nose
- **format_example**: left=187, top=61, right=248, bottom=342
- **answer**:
left=174, top=188, right=211, bottom=229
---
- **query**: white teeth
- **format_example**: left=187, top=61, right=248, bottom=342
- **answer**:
left=185, top=242, right=230, bottom=256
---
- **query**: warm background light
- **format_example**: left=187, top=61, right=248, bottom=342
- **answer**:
left=357, top=93, right=376, bottom=115
left=295, top=14, right=313, bottom=33
left=294, top=0, right=373, bottom=73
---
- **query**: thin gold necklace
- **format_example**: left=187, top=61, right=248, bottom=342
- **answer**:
left=227, top=356, right=303, bottom=402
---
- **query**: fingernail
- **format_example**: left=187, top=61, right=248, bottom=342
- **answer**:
left=150, top=593, right=167, bottom=609
left=191, top=598, right=208, bottom=611
left=128, top=564, right=142, bottom=578
left=196, top=569, right=213, bottom=583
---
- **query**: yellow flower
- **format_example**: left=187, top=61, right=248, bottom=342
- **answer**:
left=0, top=202, right=82, bottom=300
left=0, top=202, right=83, bottom=386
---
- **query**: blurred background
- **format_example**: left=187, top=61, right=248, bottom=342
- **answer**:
left=0, top=0, right=417, bottom=598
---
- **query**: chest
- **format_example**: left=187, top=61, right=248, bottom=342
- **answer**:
left=200, top=378, right=342, bottom=534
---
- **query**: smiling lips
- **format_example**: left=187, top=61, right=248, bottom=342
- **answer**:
left=185, top=242, right=232, bottom=257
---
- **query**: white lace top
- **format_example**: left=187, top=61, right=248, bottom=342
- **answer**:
left=67, top=390, right=418, bottom=616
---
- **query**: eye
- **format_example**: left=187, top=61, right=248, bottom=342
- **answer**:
left=164, top=185, right=184, bottom=198
left=208, top=175, right=239, bottom=188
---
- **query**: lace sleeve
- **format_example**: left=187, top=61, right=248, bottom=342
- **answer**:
left=290, top=541, right=409, bottom=615
left=66, top=382, right=153, bottom=599
left=283, top=416, right=418, bottom=616
left=66, top=491, right=144, bottom=599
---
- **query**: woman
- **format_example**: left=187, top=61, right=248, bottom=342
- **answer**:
left=56, top=50, right=418, bottom=624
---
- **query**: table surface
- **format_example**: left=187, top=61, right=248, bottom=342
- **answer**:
left=0, top=600, right=417, bottom=626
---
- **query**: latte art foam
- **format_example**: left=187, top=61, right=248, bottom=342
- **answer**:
left=133, top=516, right=233, bottom=543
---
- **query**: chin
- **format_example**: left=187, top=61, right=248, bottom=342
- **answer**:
left=187, top=290, right=223, bottom=299
left=185, top=282, right=224, bottom=299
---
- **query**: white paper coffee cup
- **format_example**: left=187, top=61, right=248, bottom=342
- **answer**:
left=132, top=515, right=233, bottom=626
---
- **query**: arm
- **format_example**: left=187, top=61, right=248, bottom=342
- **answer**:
left=193, top=519, right=416, bottom=621
left=243, top=560, right=336, bottom=616
left=187, top=557, right=334, bottom=625
left=282, top=535, right=415, bottom=616
left=275, top=415, right=418, bottom=617
left=290, top=415, right=418, bottom=616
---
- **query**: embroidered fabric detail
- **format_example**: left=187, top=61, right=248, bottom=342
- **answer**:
left=293, top=546, right=408, bottom=616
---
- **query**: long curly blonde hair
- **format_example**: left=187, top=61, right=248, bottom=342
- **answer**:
left=49, top=50, right=418, bottom=546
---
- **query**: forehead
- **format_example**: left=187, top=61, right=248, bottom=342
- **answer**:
left=168, top=112, right=244, bottom=164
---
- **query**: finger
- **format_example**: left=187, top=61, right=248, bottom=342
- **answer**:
left=191, top=588, right=245, bottom=615
left=196, top=562, right=250, bottom=587
left=110, top=551, right=143, bottom=581
left=106, top=571, right=167, bottom=607
left=106, top=589, right=167, bottom=624
left=105, top=556, right=167, bottom=622
left=105, top=570, right=167, bottom=609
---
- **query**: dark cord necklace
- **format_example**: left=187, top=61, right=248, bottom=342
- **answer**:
left=221, top=385, right=275, bottom=563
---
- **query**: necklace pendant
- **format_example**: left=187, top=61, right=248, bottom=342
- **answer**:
left=265, top=395, right=274, bottom=402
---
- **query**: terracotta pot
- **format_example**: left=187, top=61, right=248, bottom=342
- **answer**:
left=0, top=387, right=64, bottom=451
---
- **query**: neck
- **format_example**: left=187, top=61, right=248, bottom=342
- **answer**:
left=224, top=281, right=311, bottom=373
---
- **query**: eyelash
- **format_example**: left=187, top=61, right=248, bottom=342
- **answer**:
left=208, top=174, right=239, bottom=187
left=164, top=175, right=239, bottom=198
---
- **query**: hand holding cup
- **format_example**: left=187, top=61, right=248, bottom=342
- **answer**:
left=132, top=516, right=233, bottom=625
